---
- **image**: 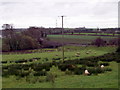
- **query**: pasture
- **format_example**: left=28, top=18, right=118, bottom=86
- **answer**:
left=2, top=46, right=117, bottom=62
left=65, top=32, right=120, bottom=36
left=2, top=46, right=119, bottom=88
left=48, top=35, right=117, bottom=44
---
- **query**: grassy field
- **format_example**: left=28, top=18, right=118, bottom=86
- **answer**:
left=2, top=46, right=118, bottom=88
left=65, top=32, right=120, bottom=36
left=48, top=35, right=117, bottom=44
left=2, top=46, right=117, bottom=62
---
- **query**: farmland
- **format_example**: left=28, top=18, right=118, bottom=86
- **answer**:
left=48, top=35, right=117, bottom=44
left=1, top=28, right=120, bottom=88
left=2, top=45, right=119, bottom=88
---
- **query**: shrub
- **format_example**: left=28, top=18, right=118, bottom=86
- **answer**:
left=58, top=64, right=69, bottom=71
left=74, top=68, right=83, bottom=75
left=45, top=67, right=50, bottom=71
left=34, top=71, right=47, bottom=76
left=88, top=67, right=104, bottom=75
left=46, top=73, right=55, bottom=83
left=19, top=70, right=30, bottom=77
left=92, top=37, right=106, bottom=47
left=2, top=70, right=9, bottom=77
left=104, top=68, right=112, bottom=71
left=2, top=66, right=8, bottom=69
left=52, top=57, right=61, bottom=60
left=85, top=61, right=98, bottom=67
left=100, top=63, right=109, bottom=66
left=43, top=58, right=49, bottom=61
left=1, top=61, right=7, bottom=64
left=25, top=71, right=36, bottom=83
left=67, top=64, right=76, bottom=71
left=38, top=77, right=46, bottom=83
left=65, top=69, right=73, bottom=75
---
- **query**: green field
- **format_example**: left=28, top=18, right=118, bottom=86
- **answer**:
left=2, top=46, right=119, bottom=88
left=48, top=35, right=117, bottom=44
left=65, top=32, right=120, bottom=36
left=2, top=46, right=117, bottom=62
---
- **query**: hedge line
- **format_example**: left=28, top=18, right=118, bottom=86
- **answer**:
left=2, top=52, right=119, bottom=77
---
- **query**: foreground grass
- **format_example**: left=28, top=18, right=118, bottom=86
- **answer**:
left=2, top=62, right=118, bottom=88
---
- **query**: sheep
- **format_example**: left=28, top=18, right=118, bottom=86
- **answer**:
left=84, top=69, right=90, bottom=75
left=75, top=53, right=80, bottom=57
left=101, top=65, right=104, bottom=68
left=86, top=52, right=89, bottom=54
left=22, top=62, right=26, bottom=64
left=76, top=52, right=80, bottom=55
left=33, top=59, right=37, bottom=61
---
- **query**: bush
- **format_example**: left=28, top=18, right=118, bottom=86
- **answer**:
left=34, top=71, right=47, bottom=76
left=52, top=57, right=61, bottom=60
left=2, top=66, right=8, bottom=69
left=19, top=70, right=30, bottom=77
left=58, top=64, right=67, bottom=71
left=46, top=73, right=55, bottom=83
left=92, top=37, right=106, bottom=47
left=104, top=68, right=112, bottom=71
left=1, top=61, right=7, bottom=64
left=38, top=77, right=46, bottom=83
left=74, top=68, right=83, bottom=75
left=2, top=70, right=9, bottom=77
left=25, top=71, right=37, bottom=83
left=88, top=67, right=105, bottom=75
left=65, top=69, right=73, bottom=75
left=100, top=62, right=109, bottom=66
left=85, top=61, right=98, bottom=67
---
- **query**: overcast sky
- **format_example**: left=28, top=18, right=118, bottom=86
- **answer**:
left=0, top=0, right=119, bottom=29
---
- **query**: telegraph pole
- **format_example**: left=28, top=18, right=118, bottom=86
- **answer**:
left=60, top=16, right=65, bottom=62
left=58, top=15, right=66, bottom=62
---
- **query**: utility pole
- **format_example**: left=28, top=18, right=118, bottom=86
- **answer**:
left=59, top=16, right=65, bottom=62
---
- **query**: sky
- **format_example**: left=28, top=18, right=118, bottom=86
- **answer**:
left=0, top=0, right=119, bottom=29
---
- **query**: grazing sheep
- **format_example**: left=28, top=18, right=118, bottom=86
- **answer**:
left=33, top=59, right=37, bottom=61
left=101, top=65, right=104, bottom=68
left=84, top=70, right=90, bottom=75
left=76, top=52, right=80, bottom=55
left=86, top=52, right=89, bottom=54
left=75, top=53, right=80, bottom=57
left=22, top=62, right=26, bottom=64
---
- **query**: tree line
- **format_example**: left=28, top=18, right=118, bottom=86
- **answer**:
left=2, top=25, right=47, bottom=52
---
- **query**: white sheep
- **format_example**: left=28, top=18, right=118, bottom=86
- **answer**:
left=75, top=53, right=80, bottom=57
left=84, top=69, right=90, bottom=75
left=33, top=59, right=37, bottom=61
left=86, top=52, right=89, bottom=54
left=101, top=65, right=104, bottom=68
left=22, top=62, right=26, bottom=64
left=76, top=52, right=80, bottom=55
